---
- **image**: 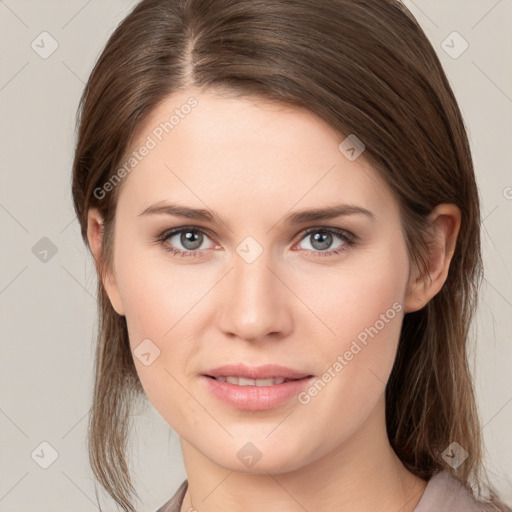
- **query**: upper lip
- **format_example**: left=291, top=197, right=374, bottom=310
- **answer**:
left=203, top=364, right=313, bottom=380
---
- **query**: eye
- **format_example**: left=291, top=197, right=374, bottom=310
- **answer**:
left=295, top=227, right=355, bottom=257
left=156, top=227, right=218, bottom=258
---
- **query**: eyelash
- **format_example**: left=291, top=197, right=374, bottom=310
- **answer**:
left=155, top=226, right=357, bottom=259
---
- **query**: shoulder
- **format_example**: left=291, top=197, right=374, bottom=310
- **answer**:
left=414, top=470, right=509, bottom=512
left=155, top=479, right=188, bottom=512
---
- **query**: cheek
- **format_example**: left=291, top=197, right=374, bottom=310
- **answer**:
left=114, top=238, right=207, bottom=341
left=293, top=241, right=409, bottom=433
left=292, top=234, right=409, bottom=348
left=112, top=243, right=216, bottom=421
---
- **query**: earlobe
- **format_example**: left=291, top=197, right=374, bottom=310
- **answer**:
left=86, top=208, right=126, bottom=316
left=404, top=204, right=461, bottom=313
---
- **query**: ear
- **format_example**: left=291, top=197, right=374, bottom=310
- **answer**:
left=404, top=204, right=461, bottom=313
left=87, top=208, right=125, bottom=316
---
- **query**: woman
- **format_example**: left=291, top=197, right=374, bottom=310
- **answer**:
left=71, top=0, right=511, bottom=511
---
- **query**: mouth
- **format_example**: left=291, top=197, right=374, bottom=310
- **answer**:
left=200, top=364, right=315, bottom=410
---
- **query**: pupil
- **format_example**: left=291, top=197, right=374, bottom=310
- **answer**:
left=311, top=232, right=332, bottom=250
left=181, top=230, right=203, bottom=250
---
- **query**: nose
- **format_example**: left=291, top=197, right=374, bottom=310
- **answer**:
left=216, top=249, right=293, bottom=343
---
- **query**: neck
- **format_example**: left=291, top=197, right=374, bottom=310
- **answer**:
left=179, top=394, right=427, bottom=512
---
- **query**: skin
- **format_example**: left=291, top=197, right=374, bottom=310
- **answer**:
left=87, top=87, right=461, bottom=512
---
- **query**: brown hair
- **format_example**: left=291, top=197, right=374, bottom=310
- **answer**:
left=71, top=1, right=509, bottom=510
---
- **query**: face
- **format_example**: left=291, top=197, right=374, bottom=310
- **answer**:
left=98, top=87, right=414, bottom=473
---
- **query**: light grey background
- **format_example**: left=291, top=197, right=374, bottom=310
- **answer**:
left=0, top=1, right=511, bottom=510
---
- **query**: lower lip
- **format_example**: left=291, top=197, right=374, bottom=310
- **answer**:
left=201, top=375, right=314, bottom=411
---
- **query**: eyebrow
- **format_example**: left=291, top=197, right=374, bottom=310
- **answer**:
left=138, top=201, right=376, bottom=226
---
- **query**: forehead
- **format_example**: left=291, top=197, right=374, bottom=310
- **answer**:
left=116, top=88, right=395, bottom=222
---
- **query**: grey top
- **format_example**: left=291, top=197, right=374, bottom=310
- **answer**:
left=156, top=470, right=507, bottom=512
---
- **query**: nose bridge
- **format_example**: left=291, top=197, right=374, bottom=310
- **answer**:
left=218, top=243, right=291, bottom=341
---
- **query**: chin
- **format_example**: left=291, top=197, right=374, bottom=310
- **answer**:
left=203, top=437, right=312, bottom=475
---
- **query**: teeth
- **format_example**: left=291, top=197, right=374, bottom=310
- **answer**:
left=215, top=376, right=286, bottom=386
